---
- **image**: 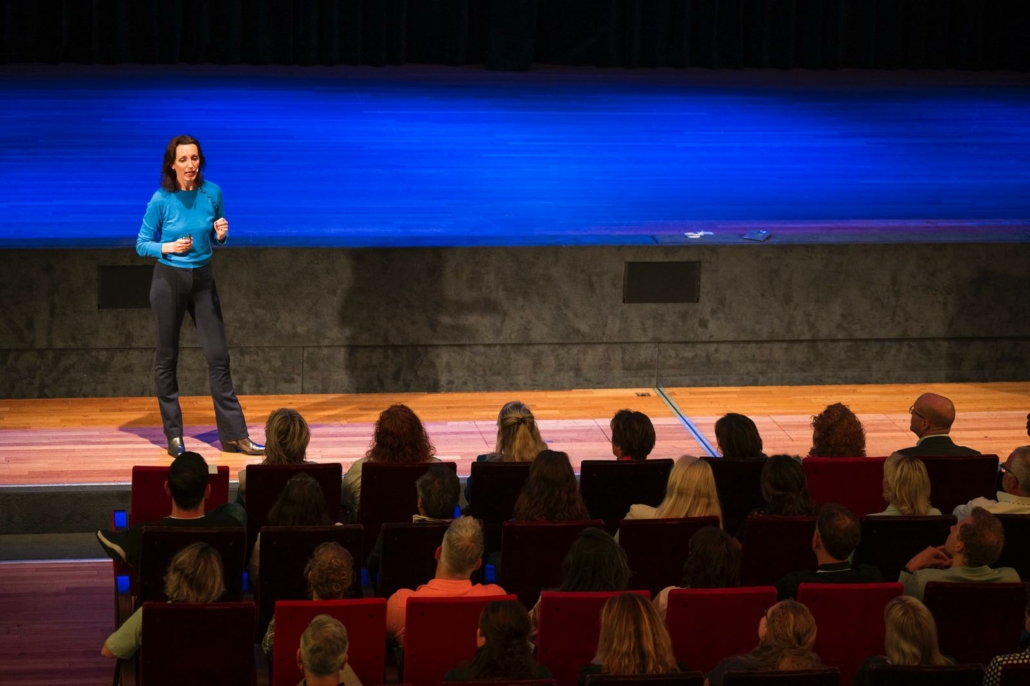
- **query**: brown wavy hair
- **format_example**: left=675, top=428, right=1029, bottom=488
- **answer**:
left=366, top=404, right=435, bottom=464
left=264, top=408, right=310, bottom=465
left=595, top=593, right=679, bottom=675
left=305, top=542, right=355, bottom=600
left=740, top=600, right=821, bottom=672
left=809, top=403, right=866, bottom=457
left=462, top=601, right=541, bottom=680
left=513, top=450, right=590, bottom=522
left=161, top=134, right=206, bottom=192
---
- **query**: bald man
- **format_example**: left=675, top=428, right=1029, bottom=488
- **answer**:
left=897, top=393, right=980, bottom=457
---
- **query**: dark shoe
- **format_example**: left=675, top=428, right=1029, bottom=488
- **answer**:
left=223, top=437, right=265, bottom=455
left=167, top=437, right=185, bottom=458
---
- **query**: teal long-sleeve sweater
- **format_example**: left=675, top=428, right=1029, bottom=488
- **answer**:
left=136, top=181, right=226, bottom=268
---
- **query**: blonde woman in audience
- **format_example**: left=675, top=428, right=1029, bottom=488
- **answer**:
left=579, top=593, right=682, bottom=685
left=101, top=542, right=226, bottom=659
left=465, top=400, right=547, bottom=502
left=851, top=596, right=952, bottom=686
left=704, top=600, right=823, bottom=686
left=872, top=453, right=941, bottom=516
left=653, top=526, right=740, bottom=621
left=237, top=407, right=314, bottom=504
left=262, top=542, right=355, bottom=660
left=620, top=456, right=723, bottom=534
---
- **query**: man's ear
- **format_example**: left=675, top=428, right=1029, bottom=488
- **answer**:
left=296, top=648, right=304, bottom=673
left=811, top=530, right=822, bottom=552
left=473, top=558, right=482, bottom=571
left=204, top=483, right=211, bottom=500
left=435, top=546, right=442, bottom=561
left=341, top=651, right=349, bottom=667
left=164, top=481, right=171, bottom=497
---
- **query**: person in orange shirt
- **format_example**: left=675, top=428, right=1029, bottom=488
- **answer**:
left=386, top=516, right=506, bottom=647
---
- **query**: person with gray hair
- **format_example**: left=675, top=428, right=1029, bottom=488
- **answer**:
left=385, top=516, right=506, bottom=647
left=954, top=446, right=1030, bottom=517
left=296, top=614, right=362, bottom=686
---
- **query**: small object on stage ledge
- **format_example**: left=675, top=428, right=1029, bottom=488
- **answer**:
left=684, top=230, right=713, bottom=239
left=741, top=230, right=771, bottom=242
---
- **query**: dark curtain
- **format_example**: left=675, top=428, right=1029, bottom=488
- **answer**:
left=2, top=0, right=1027, bottom=70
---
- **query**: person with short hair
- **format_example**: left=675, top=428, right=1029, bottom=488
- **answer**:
left=899, top=507, right=1019, bottom=601
left=983, top=587, right=1030, bottom=686
left=580, top=593, right=682, bottom=685
left=851, top=596, right=951, bottom=686
left=101, top=542, right=226, bottom=659
left=953, top=446, right=1030, bottom=518
left=897, top=393, right=980, bottom=456
left=620, top=456, right=723, bottom=531
left=385, top=517, right=506, bottom=647
left=296, top=614, right=362, bottom=686
left=513, top=451, right=591, bottom=522
left=808, top=403, right=866, bottom=457
left=872, top=453, right=941, bottom=516
left=445, top=601, right=552, bottom=681
left=775, top=504, right=883, bottom=600
left=95, top=452, right=246, bottom=567
left=610, top=409, right=657, bottom=461
left=653, top=526, right=741, bottom=621
left=237, top=407, right=316, bottom=504
left=714, top=413, right=766, bottom=460
left=705, top=601, right=824, bottom=686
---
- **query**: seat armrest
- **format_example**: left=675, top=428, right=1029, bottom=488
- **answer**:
left=115, top=657, right=136, bottom=686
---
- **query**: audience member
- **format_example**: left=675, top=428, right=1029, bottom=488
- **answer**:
left=983, top=587, right=1030, bottom=686
left=704, top=600, right=823, bottom=686
left=851, top=596, right=951, bottom=686
left=512, top=450, right=591, bottom=522
left=101, top=542, right=226, bottom=659
left=296, top=614, right=362, bottom=686
left=344, top=404, right=439, bottom=510
left=808, top=402, right=866, bottom=457
left=776, top=504, right=883, bottom=600
left=899, top=506, right=1019, bottom=601
left=465, top=400, right=547, bottom=503
left=262, top=542, right=355, bottom=660
left=610, top=409, right=657, bottom=461
left=620, top=456, right=723, bottom=534
left=96, top=452, right=246, bottom=567
left=249, top=473, right=335, bottom=584
left=872, top=453, right=941, bottom=516
left=736, top=455, right=818, bottom=541
left=714, top=413, right=766, bottom=459
left=580, top=593, right=682, bottom=685
left=528, top=527, right=630, bottom=628
left=386, top=516, right=505, bottom=647
left=898, top=393, right=980, bottom=456
left=954, top=446, right=1030, bottom=517
left=445, top=601, right=552, bottom=682
left=366, top=464, right=460, bottom=580
left=653, top=526, right=740, bottom=621
left=237, top=407, right=314, bottom=504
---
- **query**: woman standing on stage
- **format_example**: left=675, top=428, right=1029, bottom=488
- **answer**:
left=136, top=135, right=263, bottom=457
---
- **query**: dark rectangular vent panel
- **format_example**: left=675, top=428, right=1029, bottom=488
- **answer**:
left=623, top=261, right=700, bottom=304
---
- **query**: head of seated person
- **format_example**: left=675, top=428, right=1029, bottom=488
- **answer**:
left=436, top=516, right=486, bottom=580
left=760, top=455, right=819, bottom=517
left=556, top=527, right=629, bottom=593
left=610, top=409, right=656, bottom=461
left=1000, top=446, right=1030, bottom=499
left=457, top=601, right=544, bottom=680
left=813, top=503, right=861, bottom=564
left=947, top=506, right=1005, bottom=568
left=740, top=600, right=821, bottom=672
left=513, top=450, right=591, bottom=522
left=882, top=453, right=937, bottom=515
left=263, top=407, right=310, bottom=465
left=594, top=593, right=679, bottom=675
left=809, top=402, right=866, bottom=457
left=715, top=413, right=765, bottom=459
left=416, top=463, right=460, bottom=520
left=882, top=595, right=951, bottom=667
left=494, top=400, right=547, bottom=462
left=166, top=451, right=211, bottom=516
left=367, top=403, right=435, bottom=463
left=268, top=473, right=333, bottom=527
left=166, top=541, right=226, bottom=603
left=306, top=542, right=355, bottom=601
left=681, top=526, right=740, bottom=589
left=297, top=614, right=350, bottom=686
left=654, top=456, right=722, bottom=525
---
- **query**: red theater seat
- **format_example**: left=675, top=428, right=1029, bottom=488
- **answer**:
left=701, top=458, right=767, bottom=540
left=500, top=520, right=604, bottom=606
left=665, top=587, right=777, bottom=674
left=995, top=514, right=1030, bottom=580
left=376, top=522, right=450, bottom=599
left=919, top=455, right=998, bottom=515
left=854, top=516, right=956, bottom=582
left=466, top=461, right=531, bottom=553
left=585, top=674, right=705, bottom=686
left=739, top=516, right=817, bottom=587
left=358, top=461, right=457, bottom=553
left=579, top=459, right=674, bottom=535
left=922, top=581, right=1028, bottom=666
left=867, top=663, right=985, bottom=685
left=618, top=517, right=720, bottom=597
left=803, top=457, right=887, bottom=516
left=721, top=668, right=839, bottom=685
left=245, top=463, right=343, bottom=551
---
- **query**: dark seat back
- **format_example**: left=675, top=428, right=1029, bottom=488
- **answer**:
left=138, top=526, right=246, bottom=603
left=867, top=663, right=985, bottom=686
left=702, top=458, right=767, bottom=537
left=855, top=516, right=956, bottom=581
left=739, top=516, right=817, bottom=587
left=467, top=461, right=531, bottom=553
left=721, top=669, right=839, bottom=685
left=1000, top=663, right=1030, bottom=686
left=140, top=602, right=256, bottom=686
left=245, top=463, right=342, bottom=551
left=500, top=520, right=604, bottom=606
left=920, top=455, right=998, bottom=514
left=358, top=461, right=457, bottom=553
left=377, top=522, right=451, bottom=599
left=618, top=517, right=720, bottom=597
left=585, top=675, right=705, bottom=686
left=803, top=457, right=887, bottom=516
left=130, top=465, right=230, bottom=526
left=995, top=514, right=1030, bottom=580
left=579, top=459, right=674, bottom=534
left=256, top=525, right=363, bottom=638
left=922, top=581, right=1028, bottom=665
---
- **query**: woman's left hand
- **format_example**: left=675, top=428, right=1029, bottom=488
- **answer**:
left=214, top=218, right=229, bottom=241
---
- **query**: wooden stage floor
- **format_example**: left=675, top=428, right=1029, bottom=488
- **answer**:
left=1, top=383, right=1027, bottom=486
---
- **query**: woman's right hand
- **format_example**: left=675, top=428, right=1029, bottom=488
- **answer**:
left=162, top=236, right=193, bottom=254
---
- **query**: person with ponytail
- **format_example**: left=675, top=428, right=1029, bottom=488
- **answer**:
left=445, top=601, right=552, bottom=681
left=851, top=596, right=952, bottom=686
left=466, top=401, right=547, bottom=503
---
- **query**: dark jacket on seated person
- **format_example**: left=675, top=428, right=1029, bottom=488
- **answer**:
left=897, top=435, right=980, bottom=457
left=775, top=561, right=884, bottom=600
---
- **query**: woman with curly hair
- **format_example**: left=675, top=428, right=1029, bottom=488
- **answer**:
left=580, top=593, right=681, bottom=684
left=344, top=404, right=439, bottom=509
left=513, top=450, right=591, bottom=522
left=809, top=402, right=866, bottom=457
left=262, top=542, right=355, bottom=660
left=705, top=600, right=823, bottom=686
left=236, top=407, right=315, bottom=504
left=446, top=601, right=552, bottom=681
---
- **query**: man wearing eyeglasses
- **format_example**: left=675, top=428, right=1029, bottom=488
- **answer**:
left=954, top=446, right=1030, bottom=518
left=897, top=393, right=980, bottom=457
